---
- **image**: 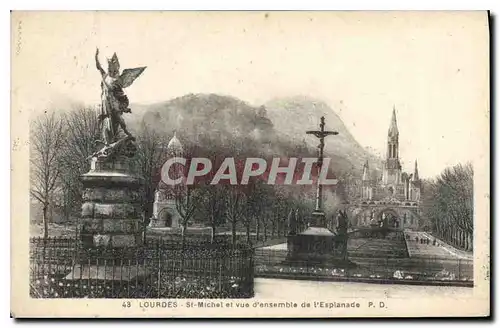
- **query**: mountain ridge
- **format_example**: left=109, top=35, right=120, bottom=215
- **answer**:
left=130, top=93, right=382, bottom=175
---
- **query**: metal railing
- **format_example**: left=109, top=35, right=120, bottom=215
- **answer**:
left=29, top=237, right=254, bottom=298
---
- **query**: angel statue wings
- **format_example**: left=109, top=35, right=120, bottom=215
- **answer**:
left=95, top=48, right=146, bottom=148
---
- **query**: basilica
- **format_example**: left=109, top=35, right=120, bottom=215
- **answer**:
left=354, top=108, right=422, bottom=230
left=361, top=108, right=421, bottom=202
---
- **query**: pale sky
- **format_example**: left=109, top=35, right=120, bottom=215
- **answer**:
left=12, top=11, right=489, bottom=178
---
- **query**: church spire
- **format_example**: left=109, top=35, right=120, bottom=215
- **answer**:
left=386, top=106, right=399, bottom=160
left=413, top=160, right=419, bottom=181
left=388, top=106, right=399, bottom=138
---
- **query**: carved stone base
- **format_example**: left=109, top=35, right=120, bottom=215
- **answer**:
left=286, top=211, right=355, bottom=268
left=79, top=156, right=144, bottom=248
left=309, top=211, right=327, bottom=227
left=67, top=155, right=145, bottom=285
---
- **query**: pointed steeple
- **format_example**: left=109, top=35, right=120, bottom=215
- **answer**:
left=383, top=106, right=402, bottom=184
left=413, top=160, right=419, bottom=181
left=388, top=106, right=399, bottom=137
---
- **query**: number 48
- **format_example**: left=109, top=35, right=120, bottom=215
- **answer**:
left=122, top=301, right=131, bottom=308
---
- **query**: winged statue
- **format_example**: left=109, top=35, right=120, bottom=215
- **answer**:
left=91, top=48, right=146, bottom=159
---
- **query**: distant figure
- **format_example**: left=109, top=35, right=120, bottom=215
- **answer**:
left=336, top=210, right=349, bottom=261
left=287, top=209, right=296, bottom=235
left=336, top=210, right=348, bottom=236
left=415, top=236, right=419, bottom=243
left=433, top=239, right=436, bottom=246
left=294, top=209, right=300, bottom=232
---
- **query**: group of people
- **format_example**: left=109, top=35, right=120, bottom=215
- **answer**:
left=406, top=234, right=439, bottom=246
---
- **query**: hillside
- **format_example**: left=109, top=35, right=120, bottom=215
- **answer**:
left=264, top=96, right=382, bottom=172
left=132, top=93, right=380, bottom=177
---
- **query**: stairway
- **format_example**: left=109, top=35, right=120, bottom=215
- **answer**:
left=348, top=231, right=409, bottom=258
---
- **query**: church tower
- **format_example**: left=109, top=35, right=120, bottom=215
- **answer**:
left=382, top=107, right=402, bottom=186
left=413, top=159, right=420, bottom=181
left=361, top=160, right=373, bottom=200
left=409, top=160, right=421, bottom=201
left=149, top=133, right=185, bottom=228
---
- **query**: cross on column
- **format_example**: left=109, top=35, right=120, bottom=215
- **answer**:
left=306, top=116, right=339, bottom=227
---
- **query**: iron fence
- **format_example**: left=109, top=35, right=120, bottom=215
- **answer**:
left=29, top=237, right=254, bottom=299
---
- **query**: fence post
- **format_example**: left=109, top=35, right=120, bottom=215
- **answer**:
left=157, top=239, right=161, bottom=298
left=250, top=247, right=255, bottom=297
left=458, top=259, right=462, bottom=281
left=218, top=259, right=222, bottom=293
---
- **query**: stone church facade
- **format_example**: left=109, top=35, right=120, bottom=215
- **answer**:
left=351, top=108, right=422, bottom=230
left=148, top=133, right=184, bottom=229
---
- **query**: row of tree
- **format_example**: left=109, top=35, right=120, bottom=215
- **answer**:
left=171, top=180, right=319, bottom=245
left=421, top=162, right=474, bottom=251
left=30, top=108, right=100, bottom=238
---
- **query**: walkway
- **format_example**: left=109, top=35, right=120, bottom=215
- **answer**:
left=404, top=231, right=473, bottom=260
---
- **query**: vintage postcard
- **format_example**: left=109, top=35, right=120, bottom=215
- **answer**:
left=11, top=11, right=490, bottom=318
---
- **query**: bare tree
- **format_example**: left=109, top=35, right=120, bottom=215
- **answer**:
left=243, top=181, right=273, bottom=243
left=30, top=112, right=66, bottom=239
left=270, top=189, right=288, bottom=238
left=199, top=183, right=227, bottom=242
left=59, top=107, right=100, bottom=220
left=173, top=185, right=203, bottom=248
left=134, top=122, right=168, bottom=223
left=224, top=186, right=247, bottom=245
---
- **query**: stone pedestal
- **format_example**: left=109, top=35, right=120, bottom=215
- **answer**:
left=286, top=211, right=354, bottom=267
left=79, top=157, right=144, bottom=247
left=66, top=155, right=147, bottom=282
left=309, top=211, right=327, bottom=227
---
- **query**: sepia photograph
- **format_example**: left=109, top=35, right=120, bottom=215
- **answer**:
left=10, top=10, right=490, bottom=318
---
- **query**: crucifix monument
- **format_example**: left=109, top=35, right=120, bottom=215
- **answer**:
left=286, top=116, right=354, bottom=267
left=306, top=116, right=339, bottom=228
